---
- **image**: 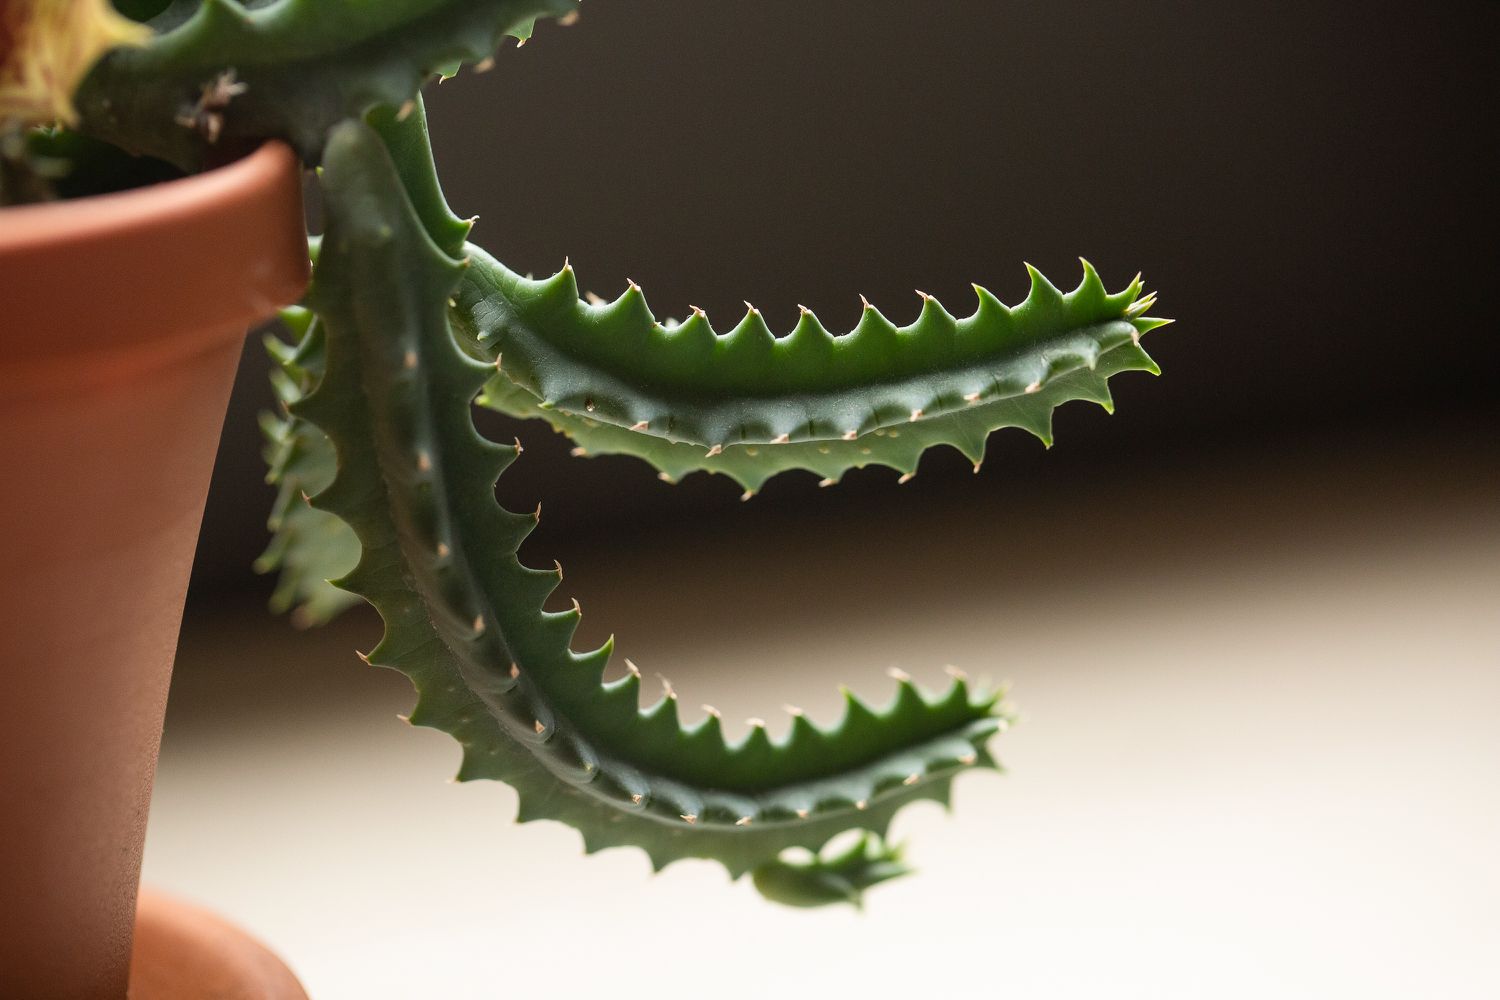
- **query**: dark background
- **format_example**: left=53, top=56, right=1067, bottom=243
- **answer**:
left=192, top=0, right=1498, bottom=595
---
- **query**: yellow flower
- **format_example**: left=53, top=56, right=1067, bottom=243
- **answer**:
left=0, top=0, right=151, bottom=126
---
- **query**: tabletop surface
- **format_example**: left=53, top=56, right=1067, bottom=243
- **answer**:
left=145, top=428, right=1500, bottom=999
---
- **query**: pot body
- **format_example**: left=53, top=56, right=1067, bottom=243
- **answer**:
left=0, top=143, right=308, bottom=999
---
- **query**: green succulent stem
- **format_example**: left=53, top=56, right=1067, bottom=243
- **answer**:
left=293, top=118, right=1008, bottom=883
left=70, top=0, right=1171, bottom=906
left=75, top=0, right=575, bottom=168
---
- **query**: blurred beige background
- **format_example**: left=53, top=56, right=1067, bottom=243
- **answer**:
left=145, top=3, right=1498, bottom=998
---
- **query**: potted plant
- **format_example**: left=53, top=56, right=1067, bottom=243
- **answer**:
left=0, top=2, right=1169, bottom=997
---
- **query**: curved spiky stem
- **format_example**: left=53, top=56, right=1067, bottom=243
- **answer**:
left=296, top=119, right=1008, bottom=891
left=464, top=253, right=1166, bottom=492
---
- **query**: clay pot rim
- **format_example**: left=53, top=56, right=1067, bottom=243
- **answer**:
left=0, top=140, right=309, bottom=379
left=0, top=141, right=297, bottom=255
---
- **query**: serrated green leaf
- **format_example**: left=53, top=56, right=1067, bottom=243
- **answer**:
left=457, top=253, right=1168, bottom=492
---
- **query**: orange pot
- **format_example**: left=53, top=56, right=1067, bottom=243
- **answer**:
left=1, top=142, right=310, bottom=999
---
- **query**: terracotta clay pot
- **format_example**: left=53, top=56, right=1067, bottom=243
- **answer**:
left=1, top=143, right=310, bottom=999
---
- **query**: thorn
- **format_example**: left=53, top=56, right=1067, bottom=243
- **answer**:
left=705, top=444, right=724, bottom=457
left=570, top=597, right=582, bottom=616
left=795, top=808, right=810, bottom=819
left=585, top=291, right=605, bottom=305
left=509, top=662, right=520, bottom=679
left=494, top=352, right=503, bottom=371
left=743, top=300, right=759, bottom=315
left=798, top=304, right=811, bottom=316
left=680, top=814, right=698, bottom=824
left=534, top=720, right=546, bottom=735
left=403, top=350, right=418, bottom=370
left=559, top=10, right=581, bottom=27
left=887, top=667, right=911, bottom=682
left=626, top=279, right=640, bottom=293
left=915, top=288, right=931, bottom=301
left=472, top=615, right=486, bottom=635
left=396, top=99, right=415, bottom=121
left=735, top=816, right=753, bottom=827
left=630, top=793, right=643, bottom=805
left=972, top=461, right=983, bottom=474
left=437, top=542, right=451, bottom=558
left=553, top=559, right=564, bottom=579
left=783, top=704, right=804, bottom=717
left=657, top=675, right=677, bottom=700
left=515, top=36, right=527, bottom=48
left=1130, top=327, right=1142, bottom=346
left=818, top=478, right=837, bottom=488
left=740, top=490, right=755, bottom=502
left=746, top=717, right=766, bottom=729
left=657, top=472, right=677, bottom=484
left=416, top=451, right=432, bottom=472
left=897, top=472, right=916, bottom=486
left=842, top=429, right=858, bottom=441
left=860, top=294, right=872, bottom=311
left=903, top=774, right=921, bottom=786
left=854, top=800, right=868, bottom=811
left=630, top=420, right=649, bottom=432
left=1024, top=380, right=1042, bottom=394
left=702, top=704, right=721, bottom=719
left=355, top=650, right=371, bottom=665
left=512, top=436, right=524, bottom=454
left=958, top=752, right=978, bottom=766
left=474, top=56, right=496, bottom=73
left=533, top=502, right=543, bottom=522
left=562, top=255, right=571, bottom=271
left=690, top=304, right=707, bottom=320
left=770, top=432, right=790, bottom=445
left=944, top=664, right=968, bottom=681
left=963, top=391, right=981, bottom=403
left=909, top=407, right=926, bottom=423
left=624, top=658, right=641, bottom=679
left=299, top=490, right=312, bottom=506
left=570, top=446, right=588, bottom=457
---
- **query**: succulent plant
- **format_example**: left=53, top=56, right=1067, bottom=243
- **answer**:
left=24, top=1, right=1170, bottom=907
